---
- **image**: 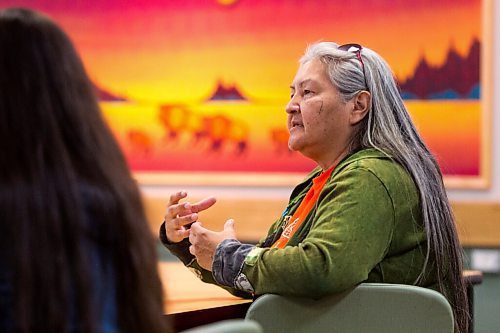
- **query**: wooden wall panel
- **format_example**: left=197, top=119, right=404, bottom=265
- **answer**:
left=451, top=202, right=500, bottom=247
left=144, top=196, right=500, bottom=247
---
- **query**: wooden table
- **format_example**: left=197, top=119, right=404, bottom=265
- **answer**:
left=463, top=270, right=483, bottom=333
left=160, top=262, right=251, bottom=331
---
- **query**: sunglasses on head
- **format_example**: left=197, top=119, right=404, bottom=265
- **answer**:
left=338, top=43, right=367, bottom=88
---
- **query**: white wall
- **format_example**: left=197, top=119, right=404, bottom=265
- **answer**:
left=142, top=2, right=500, bottom=203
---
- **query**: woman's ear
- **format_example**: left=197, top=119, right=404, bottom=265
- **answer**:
left=350, top=91, right=371, bottom=125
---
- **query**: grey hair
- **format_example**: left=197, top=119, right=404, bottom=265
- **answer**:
left=301, top=42, right=468, bottom=333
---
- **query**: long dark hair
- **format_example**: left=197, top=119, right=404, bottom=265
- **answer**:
left=0, top=8, right=167, bottom=333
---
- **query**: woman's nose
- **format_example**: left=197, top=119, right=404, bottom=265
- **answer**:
left=286, top=96, right=300, bottom=114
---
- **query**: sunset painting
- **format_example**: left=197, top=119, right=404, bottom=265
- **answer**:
left=1, top=0, right=490, bottom=187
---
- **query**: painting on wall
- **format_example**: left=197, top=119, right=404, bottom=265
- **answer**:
left=3, top=0, right=491, bottom=188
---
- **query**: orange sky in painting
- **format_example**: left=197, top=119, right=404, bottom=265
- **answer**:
left=2, top=0, right=481, bottom=103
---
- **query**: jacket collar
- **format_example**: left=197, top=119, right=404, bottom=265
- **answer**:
left=298, top=148, right=390, bottom=187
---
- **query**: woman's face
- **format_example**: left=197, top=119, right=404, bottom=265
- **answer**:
left=286, top=58, right=355, bottom=167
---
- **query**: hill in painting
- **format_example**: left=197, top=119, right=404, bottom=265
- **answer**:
left=399, top=39, right=480, bottom=100
left=94, top=84, right=129, bottom=102
left=206, top=81, right=248, bottom=101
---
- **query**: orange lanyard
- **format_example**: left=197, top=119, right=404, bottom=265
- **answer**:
left=271, top=166, right=334, bottom=249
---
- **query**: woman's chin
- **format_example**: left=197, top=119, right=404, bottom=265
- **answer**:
left=287, top=140, right=302, bottom=153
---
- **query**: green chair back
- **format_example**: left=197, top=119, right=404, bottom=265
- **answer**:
left=245, top=283, right=454, bottom=333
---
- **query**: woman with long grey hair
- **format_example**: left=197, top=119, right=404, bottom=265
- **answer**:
left=301, top=42, right=469, bottom=333
left=161, top=42, right=468, bottom=333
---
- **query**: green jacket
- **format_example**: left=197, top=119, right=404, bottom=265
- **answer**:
left=161, top=148, right=435, bottom=298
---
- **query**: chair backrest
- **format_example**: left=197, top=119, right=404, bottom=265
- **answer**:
left=180, top=319, right=263, bottom=333
left=245, top=283, right=454, bottom=333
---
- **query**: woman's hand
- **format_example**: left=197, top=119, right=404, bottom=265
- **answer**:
left=189, top=219, right=237, bottom=271
left=164, top=191, right=216, bottom=243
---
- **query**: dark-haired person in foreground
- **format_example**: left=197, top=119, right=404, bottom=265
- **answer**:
left=0, top=8, right=169, bottom=333
left=161, top=42, right=469, bottom=333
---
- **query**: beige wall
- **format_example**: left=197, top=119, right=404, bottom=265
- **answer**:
left=144, top=195, right=500, bottom=247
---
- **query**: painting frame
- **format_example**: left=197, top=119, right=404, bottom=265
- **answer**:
left=130, top=0, right=492, bottom=189
left=440, top=0, right=492, bottom=189
left=1, top=1, right=491, bottom=188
